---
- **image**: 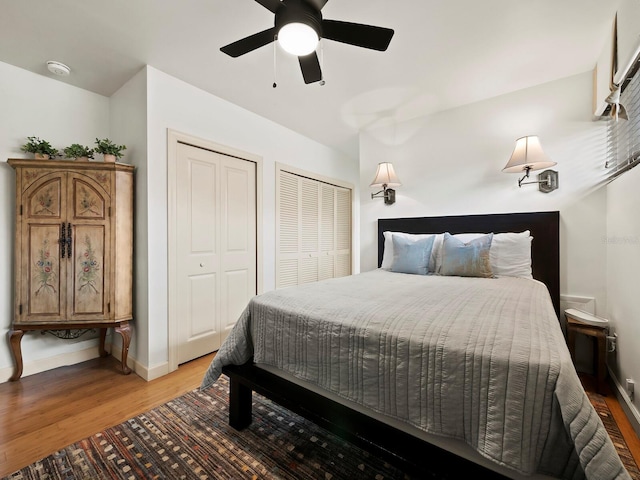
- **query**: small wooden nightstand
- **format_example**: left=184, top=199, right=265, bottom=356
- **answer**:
left=566, top=312, right=608, bottom=395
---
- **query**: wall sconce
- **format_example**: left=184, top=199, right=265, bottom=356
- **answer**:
left=370, top=162, right=401, bottom=205
left=502, top=136, right=558, bottom=193
left=605, top=86, right=628, bottom=121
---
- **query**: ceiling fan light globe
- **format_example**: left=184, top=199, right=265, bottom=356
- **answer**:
left=278, top=23, right=318, bottom=56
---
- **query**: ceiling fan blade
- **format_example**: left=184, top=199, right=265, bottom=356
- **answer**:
left=322, top=19, right=394, bottom=51
left=254, top=0, right=282, bottom=13
left=220, top=27, right=277, bottom=58
left=305, top=0, right=328, bottom=10
left=299, top=52, right=323, bottom=84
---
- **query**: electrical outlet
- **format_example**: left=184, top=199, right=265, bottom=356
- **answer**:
left=626, top=378, right=635, bottom=401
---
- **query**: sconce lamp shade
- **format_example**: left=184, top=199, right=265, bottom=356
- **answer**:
left=370, top=162, right=401, bottom=187
left=503, top=135, right=559, bottom=192
left=502, top=136, right=556, bottom=174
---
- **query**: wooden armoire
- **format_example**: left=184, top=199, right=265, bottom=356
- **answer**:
left=7, top=159, right=134, bottom=380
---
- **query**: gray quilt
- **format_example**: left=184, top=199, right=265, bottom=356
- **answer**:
left=201, top=270, right=630, bottom=480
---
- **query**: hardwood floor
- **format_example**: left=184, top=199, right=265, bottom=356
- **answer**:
left=580, top=373, right=640, bottom=469
left=0, top=355, right=639, bottom=478
left=0, top=353, right=215, bottom=477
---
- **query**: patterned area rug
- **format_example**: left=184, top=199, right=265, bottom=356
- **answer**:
left=4, top=377, right=639, bottom=480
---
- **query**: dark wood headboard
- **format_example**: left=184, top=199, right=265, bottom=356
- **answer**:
left=377, top=211, right=560, bottom=318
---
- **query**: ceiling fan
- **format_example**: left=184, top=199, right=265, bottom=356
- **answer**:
left=220, top=0, right=394, bottom=84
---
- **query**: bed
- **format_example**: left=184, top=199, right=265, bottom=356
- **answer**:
left=200, top=211, right=630, bottom=480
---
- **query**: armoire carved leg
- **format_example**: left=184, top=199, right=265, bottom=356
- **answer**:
left=99, top=328, right=108, bottom=357
left=114, top=322, right=132, bottom=375
left=8, top=329, right=25, bottom=381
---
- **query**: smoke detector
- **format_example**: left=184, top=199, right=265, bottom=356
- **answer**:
left=46, top=61, right=71, bottom=76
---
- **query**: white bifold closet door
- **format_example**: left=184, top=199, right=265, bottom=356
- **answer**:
left=277, top=170, right=351, bottom=289
left=176, top=143, right=256, bottom=364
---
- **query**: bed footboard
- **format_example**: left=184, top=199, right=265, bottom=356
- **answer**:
left=221, top=362, right=509, bottom=479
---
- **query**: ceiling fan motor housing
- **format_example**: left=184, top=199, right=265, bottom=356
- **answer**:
left=275, top=0, right=323, bottom=38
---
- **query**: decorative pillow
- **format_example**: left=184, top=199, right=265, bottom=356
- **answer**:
left=391, top=234, right=435, bottom=275
left=381, top=231, right=438, bottom=271
left=439, top=232, right=494, bottom=278
left=434, top=233, right=483, bottom=273
left=434, top=231, right=532, bottom=278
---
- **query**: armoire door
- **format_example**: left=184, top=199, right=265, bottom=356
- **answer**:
left=175, top=143, right=256, bottom=364
left=17, top=171, right=112, bottom=323
left=20, top=173, right=66, bottom=322
left=66, top=173, right=111, bottom=321
left=16, top=172, right=67, bottom=322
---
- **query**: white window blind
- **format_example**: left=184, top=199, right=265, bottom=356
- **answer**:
left=606, top=66, right=640, bottom=178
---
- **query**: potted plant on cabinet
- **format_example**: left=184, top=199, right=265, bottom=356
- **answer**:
left=63, top=143, right=94, bottom=161
left=94, top=138, right=126, bottom=163
left=20, top=136, right=59, bottom=159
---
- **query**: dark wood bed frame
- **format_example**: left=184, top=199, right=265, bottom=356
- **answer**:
left=223, top=211, right=560, bottom=479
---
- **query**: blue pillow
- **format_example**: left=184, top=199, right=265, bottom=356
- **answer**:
left=391, top=234, right=435, bottom=275
left=440, top=232, right=494, bottom=278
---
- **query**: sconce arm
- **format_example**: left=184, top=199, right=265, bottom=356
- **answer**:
left=371, top=183, right=396, bottom=205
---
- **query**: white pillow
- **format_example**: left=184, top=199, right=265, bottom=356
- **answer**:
left=381, top=231, right=439, bottom=272
left=433, top=230, right=533, bottom=278
left=491, top=231, right=533, bottom=278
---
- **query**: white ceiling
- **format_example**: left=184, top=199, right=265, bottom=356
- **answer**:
left=0, top=0, right=620, bottom=157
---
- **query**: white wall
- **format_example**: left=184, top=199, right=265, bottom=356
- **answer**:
left=138, top=66, right=359, bottom=372
left=0, top=61, right=358, bottom=382
left=606, top=165, right=640, bottom=426
left=109, top=67, right=148, bottom=366
left=0, top=61, right=110, bottom=381
left=360, top=72, right=609, bottom=320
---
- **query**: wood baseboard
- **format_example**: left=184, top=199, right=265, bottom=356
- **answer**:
left=109, top=342, right=168, bottom=381
left=608, top=368, right=640, bottom=467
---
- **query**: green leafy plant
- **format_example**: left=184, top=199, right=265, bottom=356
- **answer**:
left=20, top=136, right=58, bottom=157
left=63, top=143, right=94, bottom=159
left=94, top=138, right=126, bottom=158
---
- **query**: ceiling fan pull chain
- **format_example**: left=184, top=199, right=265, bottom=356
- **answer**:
left=273, top=34, right=278, bottom=88
left=319, top=40, right=326, bottom=86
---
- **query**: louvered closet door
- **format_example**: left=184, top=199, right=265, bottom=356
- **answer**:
left=300, top=178, right=319, bottom=284
left=277, top=172, right=300, bottom=288
left=319, top=183, right=335, bottom=281
left=277, top=170, right=351, bottom=289
left=335, top=186, right=351, bottom=277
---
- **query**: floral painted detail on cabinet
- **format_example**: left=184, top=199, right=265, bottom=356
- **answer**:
left=92, top=172, right=110, bottom=188
left=34, top=187, right=56, bottom=215
left=24, top=170, right=41, bottom=186
left=34, top=235, right=57, bottom=296
left=78, top=235, right=100, bottom=294
left=29, top=180, right=61, bottom=218
left=76, top=184, right=104, bottom=218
